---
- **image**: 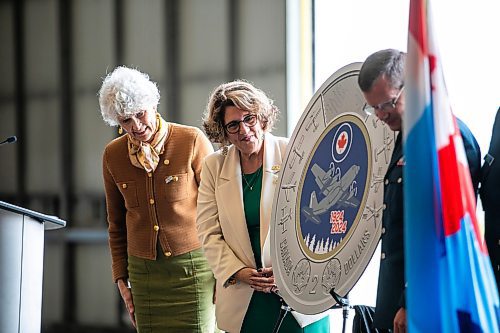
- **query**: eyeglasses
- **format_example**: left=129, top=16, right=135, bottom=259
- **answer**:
left=224, top=114, right=258, bottom=134
left=363, top=86, right=405, bottom=115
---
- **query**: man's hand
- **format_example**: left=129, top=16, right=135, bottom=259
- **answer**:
left=393, top=307, right=406, bottom=333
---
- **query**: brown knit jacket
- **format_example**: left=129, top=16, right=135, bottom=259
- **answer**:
left=102, top=122, right=214, bottom=282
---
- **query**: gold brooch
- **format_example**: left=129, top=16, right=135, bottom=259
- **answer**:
left=271, top=165, right=281, bottom=171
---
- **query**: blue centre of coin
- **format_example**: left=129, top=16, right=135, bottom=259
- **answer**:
left=299, top=119, right=369, bottom=258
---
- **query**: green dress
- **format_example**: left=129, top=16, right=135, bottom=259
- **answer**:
left=240, top=167, right=330, bottom=333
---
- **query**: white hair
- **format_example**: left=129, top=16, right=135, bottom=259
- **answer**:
left=98, top=66, right=160, bottom=126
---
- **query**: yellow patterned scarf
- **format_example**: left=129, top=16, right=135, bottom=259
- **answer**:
left=127, top=114, right=168, bottom=172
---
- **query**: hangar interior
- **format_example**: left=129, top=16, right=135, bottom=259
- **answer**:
left=2, top=0, right=496, bottom=332
left=0, top=0, right=312, bottom=331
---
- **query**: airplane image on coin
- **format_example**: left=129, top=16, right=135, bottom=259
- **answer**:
left=302, top=163, right=360, bottom=225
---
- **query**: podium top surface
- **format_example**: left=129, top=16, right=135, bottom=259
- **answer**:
left=0, top=201, right=66, bottom=230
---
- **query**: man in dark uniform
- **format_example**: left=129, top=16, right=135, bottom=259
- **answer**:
left=480, top=107, right=500, bottom=290
left=358, top=49, right=481, bottom=333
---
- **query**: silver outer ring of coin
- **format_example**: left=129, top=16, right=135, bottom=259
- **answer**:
left=270, top=62, right=395, bottom=314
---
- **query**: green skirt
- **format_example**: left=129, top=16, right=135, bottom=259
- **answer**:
left=128, top=248, right=216, bottom=333
left=241, top=291, right=330, bottom=333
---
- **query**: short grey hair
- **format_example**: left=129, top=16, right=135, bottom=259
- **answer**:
left=98, top=66, right=160, bottom=126
left=358, top=49, right=406, bottom=92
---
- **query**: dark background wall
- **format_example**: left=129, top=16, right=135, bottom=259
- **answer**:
left=0, top=0, right=289, bottom=331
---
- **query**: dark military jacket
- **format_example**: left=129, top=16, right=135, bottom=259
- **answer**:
left=373, top=132, right=405, bottom=330
left=374, top=120, right=481, bottom=330
left=480, top=108, right=500, bottom=289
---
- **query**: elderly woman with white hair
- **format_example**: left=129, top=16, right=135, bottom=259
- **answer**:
left=98, top=66, right=216, bottom=332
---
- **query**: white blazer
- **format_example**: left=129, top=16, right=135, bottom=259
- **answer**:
left=197, top=132, right=288, bottom=333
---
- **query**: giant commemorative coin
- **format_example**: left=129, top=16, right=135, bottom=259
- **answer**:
left=270, top=62, right=396, bottom=314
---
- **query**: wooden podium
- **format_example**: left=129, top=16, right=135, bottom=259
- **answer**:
left=0, top=201, right=66, bottom=333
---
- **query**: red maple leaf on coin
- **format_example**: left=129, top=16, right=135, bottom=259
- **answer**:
left=337, top=133, right=347, bottom=149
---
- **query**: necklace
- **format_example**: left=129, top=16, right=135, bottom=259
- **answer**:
left=242, top=166, right=262, bottom=191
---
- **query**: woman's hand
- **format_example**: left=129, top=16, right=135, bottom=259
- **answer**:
left=234, top=267, right=276, bottom=293
left=117, top=279, right=136, bottom=328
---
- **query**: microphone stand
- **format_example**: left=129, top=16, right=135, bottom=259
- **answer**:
left=330, top=289, right=350, bottom=333
left=271, top=288, right=350, bottom=333
left=271, top=291, right=292, bottom=333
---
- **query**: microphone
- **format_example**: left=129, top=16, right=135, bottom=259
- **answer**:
left=0, top=136, right=17, bottom=146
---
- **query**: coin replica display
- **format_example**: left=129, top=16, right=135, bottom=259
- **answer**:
left=270, top=62, right=395, bottom=314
